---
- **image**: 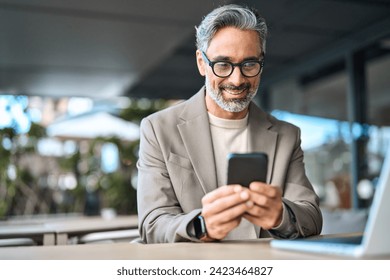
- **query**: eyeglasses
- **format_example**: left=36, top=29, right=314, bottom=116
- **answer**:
left=201, top=51, right=264, bottom=78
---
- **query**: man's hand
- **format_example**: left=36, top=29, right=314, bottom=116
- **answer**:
left=243, top=182, right=283, bottom=229
left=200, top=185, right=253, bottom=240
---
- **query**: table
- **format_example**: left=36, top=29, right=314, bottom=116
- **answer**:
left=0, top=236, right=388, bottom=260
left=0, top=224, right=55, bottom=246
left=47, top=215, right=138, bottom=245
left=0, top=215, right=138, bottom=246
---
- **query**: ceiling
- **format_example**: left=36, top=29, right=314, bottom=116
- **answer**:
left=1, top=0, right=390, bottom=125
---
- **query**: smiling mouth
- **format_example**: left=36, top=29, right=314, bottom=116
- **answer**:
left=221, top=84, right=250, bottom=97
left=223, top=88, right=247, bottom=96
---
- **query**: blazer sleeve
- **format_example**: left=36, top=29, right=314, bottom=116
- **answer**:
left=136, top=117, right=200, bottom=243
left=269, top=126, right=323, bottom=238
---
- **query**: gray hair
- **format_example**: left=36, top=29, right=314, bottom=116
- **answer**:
left=195, top=4, right=268, bottom=54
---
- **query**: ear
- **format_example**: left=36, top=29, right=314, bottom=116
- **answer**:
left=196, top=50, right=206, bottom=76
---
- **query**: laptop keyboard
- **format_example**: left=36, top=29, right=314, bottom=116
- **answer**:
left=304, top=235, right=363, bottom=245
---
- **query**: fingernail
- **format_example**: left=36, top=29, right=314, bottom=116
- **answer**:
left=240, top=191, right=249, bottom=200
left=234, top=185, right=242, bottom=192
left=246, top=201, right=254, bottom=208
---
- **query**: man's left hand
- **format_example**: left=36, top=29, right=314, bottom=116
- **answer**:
left=243, top=182, right=283, bottom=229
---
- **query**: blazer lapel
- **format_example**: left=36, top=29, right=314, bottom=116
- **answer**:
left=177, top=88, right=218, bottom=194
left=247, top=103, right=278, bottom=184
left=247, top=103, right=278, bottom=237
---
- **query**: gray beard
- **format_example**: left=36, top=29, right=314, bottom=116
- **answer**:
left=205, top=77, right=258, bottom=113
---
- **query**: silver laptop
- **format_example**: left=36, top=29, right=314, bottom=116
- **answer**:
left=271, top=147, right=390, bottom=257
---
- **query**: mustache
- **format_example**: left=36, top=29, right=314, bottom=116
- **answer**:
left=220, top=83, right=251, bottom=91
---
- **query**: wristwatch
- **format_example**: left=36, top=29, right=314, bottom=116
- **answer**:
left=193, top=215, right=208, bottom=240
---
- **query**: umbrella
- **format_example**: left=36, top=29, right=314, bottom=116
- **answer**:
left=46, top=111, right=139, bottom=141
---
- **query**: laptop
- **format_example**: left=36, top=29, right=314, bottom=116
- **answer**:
left=271, top=147, right=390, bottom=257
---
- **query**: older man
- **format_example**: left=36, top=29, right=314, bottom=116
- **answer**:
left=136, top=4, right=322, bottom=243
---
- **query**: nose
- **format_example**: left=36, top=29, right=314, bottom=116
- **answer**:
left=228, top=66, right=246, bottom=85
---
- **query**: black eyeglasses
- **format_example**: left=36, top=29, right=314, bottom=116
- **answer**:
left=201, top=51, right=264, bottom=78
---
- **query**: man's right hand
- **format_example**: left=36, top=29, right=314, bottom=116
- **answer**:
left=200, top=185, right=253, bottom=240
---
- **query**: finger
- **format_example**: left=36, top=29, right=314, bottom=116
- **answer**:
left=207, top=217, right=241, bottom=240
left=248, top=190, right=283, bottom=217
left=243, top=204, right=283, bottom=230
left=248, top=191, right=272, bottom=208
left=207, top=200, right=252, bottom=224
left=249, top=182, right=281, bottom=198
left=203, top=190, right=251, bottom=216
left=206, top=202, right=252, bottom=239
left=202, top=184, right=244, bottom=204
left=242, top=212, right=260, bottom=224
left=242, top=212, right=275, bottom=230
left=244, top=204, right=266, bottom=217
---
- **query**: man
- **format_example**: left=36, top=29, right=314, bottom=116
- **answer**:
left=136, top=4, right=322, bottom=243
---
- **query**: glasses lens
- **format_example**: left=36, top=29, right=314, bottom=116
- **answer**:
left=213, top=62, right=233, bottom=77
left=241, top=61, right=261, bottom=77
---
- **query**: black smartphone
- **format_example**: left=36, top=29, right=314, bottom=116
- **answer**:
left=227, top=152, right=268, bottom=187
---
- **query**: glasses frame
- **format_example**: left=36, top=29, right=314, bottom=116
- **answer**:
left=201, top=51, right=264, bottom=78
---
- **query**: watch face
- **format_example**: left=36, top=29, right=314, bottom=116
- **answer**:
left=194, top=215, right=207, bottom=239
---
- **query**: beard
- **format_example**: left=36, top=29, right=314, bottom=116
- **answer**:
left=205, top=76, right=258, bottom=113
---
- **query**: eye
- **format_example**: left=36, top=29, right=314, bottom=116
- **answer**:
left=215, top=62, right=231, bottom=70
left=242, top=61, right=259, bottom=69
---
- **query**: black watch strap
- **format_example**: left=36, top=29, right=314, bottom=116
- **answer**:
left=193, top=215, right=208, bottom=240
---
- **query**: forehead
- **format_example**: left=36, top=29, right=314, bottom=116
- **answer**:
left=207, top=27, right=262, bottom=58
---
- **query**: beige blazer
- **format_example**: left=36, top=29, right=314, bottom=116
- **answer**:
left=137, top=87, right=322, bottom=243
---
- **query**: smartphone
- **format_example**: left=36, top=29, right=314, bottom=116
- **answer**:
left=227, top=152, right=268, bottom=187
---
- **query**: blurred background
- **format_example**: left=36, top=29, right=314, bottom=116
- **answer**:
left=1, top=0, right=390, bottom=235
